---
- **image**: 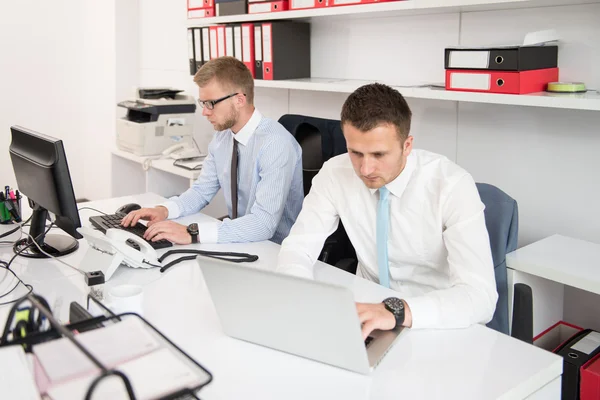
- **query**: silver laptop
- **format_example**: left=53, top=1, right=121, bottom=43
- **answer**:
left=198, top=260, right=403, bottom=375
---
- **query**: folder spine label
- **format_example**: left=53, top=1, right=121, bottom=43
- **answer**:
left=448, top=51, right=490, bottom=69
left=225, top=27, right=234, bottom=57
left=202, top=28, right=211, bottom=63
left=234, top=26, right=243, bottom=62
left=250, top=2, right=272, bottom=12
left=449, top=72, right=491, bottom=91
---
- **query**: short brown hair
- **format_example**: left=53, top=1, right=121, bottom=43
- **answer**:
left=341, top=83, right=412, bottom=141
left=193, top=56, right=254, bottom=105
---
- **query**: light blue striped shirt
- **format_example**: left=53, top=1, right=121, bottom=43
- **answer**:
left=162, top=109, right=303, bottom=244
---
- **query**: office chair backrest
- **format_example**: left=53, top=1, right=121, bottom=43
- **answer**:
left=295, top=122, right=324, bottom=196
left=476, top=182, right=519, bottom=335
left=278, top=114, right=356, bottom=268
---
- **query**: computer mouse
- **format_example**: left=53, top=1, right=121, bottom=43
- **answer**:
left=116, top=203, right=141, bottom=215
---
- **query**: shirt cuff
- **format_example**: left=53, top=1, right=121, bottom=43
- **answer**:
left=198, top=221, right=219, bottom=244
left=276, top=264, right=314, bottom=280
left=401, top=295, right=440, bottom=330
left=160, top=200, right=181, bottom=219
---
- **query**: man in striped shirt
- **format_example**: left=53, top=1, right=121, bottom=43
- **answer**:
left=121, top=57, right=303, bottom=245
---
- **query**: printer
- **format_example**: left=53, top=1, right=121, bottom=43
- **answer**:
left=116, top=88, right=197, bottom=156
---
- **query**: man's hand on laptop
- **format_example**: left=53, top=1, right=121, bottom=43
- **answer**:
left=356, top=303, right=396, bottom=340
left=356, top=301, right=413, bottom=340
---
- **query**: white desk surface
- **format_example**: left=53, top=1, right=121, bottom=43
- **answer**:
left=507, top=234, right=600, bottom=296
left=0, top=193, right=563, bottom=400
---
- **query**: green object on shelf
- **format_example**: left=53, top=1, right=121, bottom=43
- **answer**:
left=546, top=82, right=587, bottom=93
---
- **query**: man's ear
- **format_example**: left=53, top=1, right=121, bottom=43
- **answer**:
left=403, top=136, right=414, bottom=154
left=237, top=93, right=246, bottom=107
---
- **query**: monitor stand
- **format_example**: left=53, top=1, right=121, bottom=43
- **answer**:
left=14, top=207, right=79, bottom=259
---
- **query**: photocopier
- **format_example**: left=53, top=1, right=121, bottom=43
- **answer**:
left=116, top=88, right=197, bottom=156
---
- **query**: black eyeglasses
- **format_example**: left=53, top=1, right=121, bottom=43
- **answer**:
left=197, top=92, right=245, bottom=110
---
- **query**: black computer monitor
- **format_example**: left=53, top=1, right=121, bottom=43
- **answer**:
left=9, top=125, right=82, bottom=258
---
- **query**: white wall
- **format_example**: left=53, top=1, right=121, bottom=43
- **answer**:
left=1, top=1, right=138, bottom=203
left=138, top=1, right=600, bottom=248
left=1, top=2, right=88, bottom=198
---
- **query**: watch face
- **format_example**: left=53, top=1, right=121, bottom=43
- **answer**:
left=188, top=223, right=199, bottom=235
left=383, top=297, right=404, bottom=315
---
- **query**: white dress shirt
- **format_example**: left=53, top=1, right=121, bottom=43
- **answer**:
left=277, top=149, right=498, bottom=330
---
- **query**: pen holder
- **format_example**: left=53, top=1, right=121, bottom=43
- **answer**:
left=0, top=194, right=22, bottom=224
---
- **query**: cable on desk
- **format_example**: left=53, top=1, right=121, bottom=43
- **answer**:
left=0, top=215, right=32, bottom=240
left=158, top=249, right=259, bottom=273
left=18, top=229, right=86, bottom=276
left=77, top=207, right=108, bottom=216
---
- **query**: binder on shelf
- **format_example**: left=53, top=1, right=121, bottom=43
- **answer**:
left=554, top=329, right=600, bottom=400
left=254, top=24, right=263, bottom=79
left=233, top=25, right=243, bottom=62
left=187, top=29, right=197, bottom=76
left=445, top=67, right=559, bottom=94
left=445, top=45, right=558, bottom=71
left=217, top=25, right=226, bottom=57
left=328, top=0, right=396, bottom=6
left=209, top=26, right=219, bottom=60
left=0, top=293, right=213, bottom=400
left=261, top=21, right=310, bottom=80
left=225, top=26, right=235, bottom=57
left=215, top=0, right=247, bottom=16
left=193, top=28, right=204, bottom=71
left=249, top=0, right=289, bottom=13
left=202, top=27, right=211, bottom=65
left=188, top=8, right=215, bottom=18
left=242, top=23, right=256, bottom=77
left=188, top=0, right=215, bottom=8
left=290, top=0, right=326, bottom=9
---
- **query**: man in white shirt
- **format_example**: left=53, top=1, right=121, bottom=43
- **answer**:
left=277, top=83, right=497, bottom=339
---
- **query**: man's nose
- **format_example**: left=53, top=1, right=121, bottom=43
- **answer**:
left=202, top=107, right=211, bottom=117
left=361, top=157, right=375, bottom=176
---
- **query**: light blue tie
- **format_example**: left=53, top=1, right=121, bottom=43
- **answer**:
left=377, top=186, right=390, bottom=288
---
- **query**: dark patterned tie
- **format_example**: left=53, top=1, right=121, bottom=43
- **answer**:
left=231, top=138, right=238, bottom=219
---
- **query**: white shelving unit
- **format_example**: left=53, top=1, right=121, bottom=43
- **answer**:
left=111, top=149, right=227, bottom=219
left=254, top=78, right=600, bottom=111
left=507, top=234, right=600, bottom=296
left=506, top=235, right=600, bottom=338
left=186, top=0, right=599, bottom=26
left=186, top=0, right=600, bottom=112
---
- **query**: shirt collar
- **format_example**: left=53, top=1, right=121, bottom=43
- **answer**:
left=369, top=151, right=417, bottom=198
left=232, top=108, right=262, bottom=146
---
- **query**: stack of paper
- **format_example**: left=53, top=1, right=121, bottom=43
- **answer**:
left=0, top=345, right=41, bottom=400
left=33, top=317, right=160, bottom=385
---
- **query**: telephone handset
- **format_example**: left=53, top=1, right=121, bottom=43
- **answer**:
left=77, top=227, right=162, bottom=281
left=162, top=143, right=203, bottom=160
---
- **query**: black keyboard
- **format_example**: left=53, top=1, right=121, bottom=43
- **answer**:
left=89, top=214, right=173, bottom=250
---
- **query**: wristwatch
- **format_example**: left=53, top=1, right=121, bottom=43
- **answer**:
left=382, top=297, right=405, bottom=329
left=187, top=223, right=199, bottom=244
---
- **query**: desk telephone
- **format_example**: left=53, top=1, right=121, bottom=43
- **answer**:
left=77, top=227, right=161, bottom=281
left=162, top=143, right=203, bottom=160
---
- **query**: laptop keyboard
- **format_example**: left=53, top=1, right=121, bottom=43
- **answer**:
left=364, top=336, right=374, bottom=347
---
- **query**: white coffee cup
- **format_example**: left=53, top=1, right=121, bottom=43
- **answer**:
left=105, top=284, right=144, bottom=316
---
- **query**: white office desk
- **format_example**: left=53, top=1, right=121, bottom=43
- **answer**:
left=0, top=193, right=563, bottom=400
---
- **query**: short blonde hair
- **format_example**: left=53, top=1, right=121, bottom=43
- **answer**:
left=193, top=56, right=254, bottom=105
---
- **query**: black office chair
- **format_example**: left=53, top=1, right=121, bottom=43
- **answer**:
left=278, top=115, right=357, bottom=272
